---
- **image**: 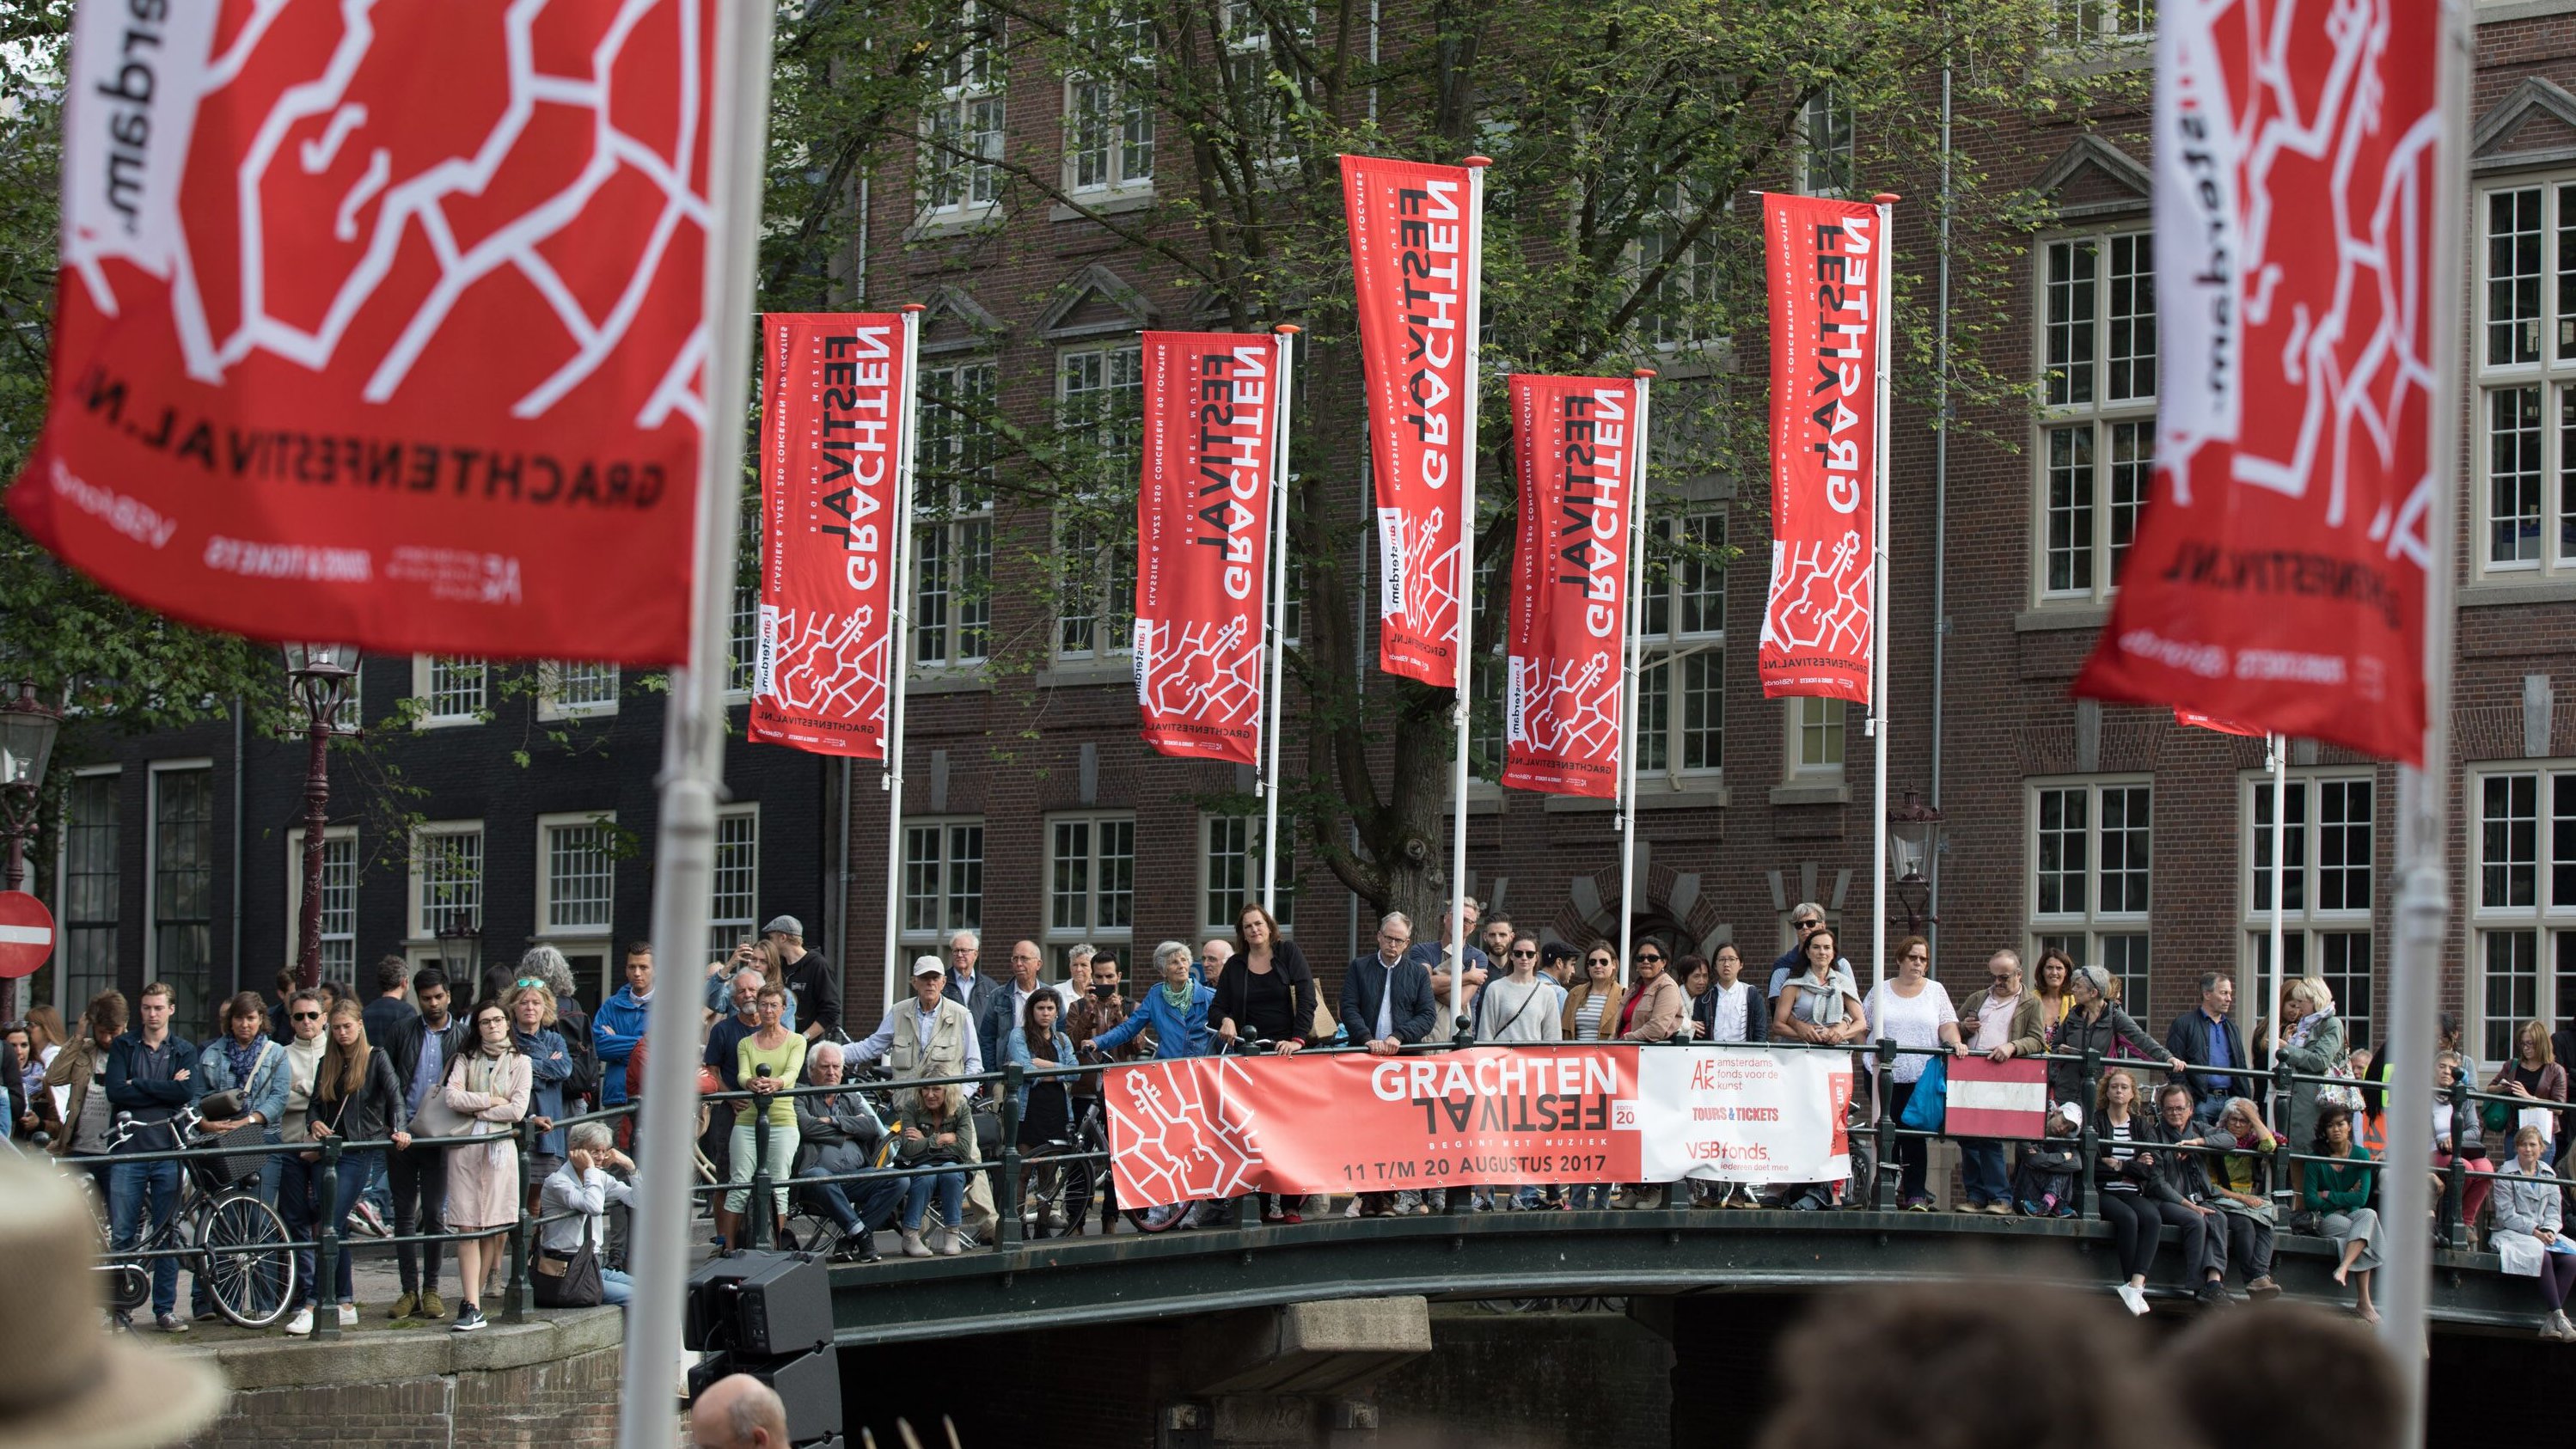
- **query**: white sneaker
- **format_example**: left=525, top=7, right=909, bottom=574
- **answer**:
left=2116, top=1283, right=2150, bottom=1318
left=336, top=1303, right=357, bottom=1328
left=285, top=1305, right=314, bottom=1337
left=933, top=1228, right=961, bottom=1257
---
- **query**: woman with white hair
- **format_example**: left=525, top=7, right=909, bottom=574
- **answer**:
left=539, top=1121, right=636, bottom=1305
left=1086, top=942, right=1216, bottom=1062
left=2275, top=974, right=2349, bottom=1177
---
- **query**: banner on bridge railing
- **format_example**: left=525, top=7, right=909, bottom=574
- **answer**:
left=1106, top=1044, right=1851, bottom=1209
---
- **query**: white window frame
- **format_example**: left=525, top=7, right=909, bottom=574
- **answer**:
left=535, top=811, right=618, bottom=940
left=145, top=760, right=216, bottom=1026
left=708, top=804, right=761, bottom=967
left=919, top=3, right=1005, bottom=228
left=2056, top=0, right=2156, bottom=42
left=1055, top=343, right=1143, bottom=661
left=2239, top=771, right=2376, bottom=1046
left=1636, top=511, right=1726, bottom=781
left=537, top=662, right=620, bottom=720
left=915, top=359, right=998, bottom=669
left=1796, top=88, right=1854, bottom=198
left=53, top=766, right=120, bottom=1014
left=1046, top=812, right=1136, bottom=968
left=412, top=656, right=488, bottom=727
left=2471, top=177, right=2576, bottom=579
left=284, top=824, right=361, bottom=982
left=2034, top=228, right=2157, bottom=607
left=2028, top=776, right=2154, bottom=1008
left=1200, top=813, right=1295, bottom=938
left=2468, top=763, right=2576, bottom=1066
left=407, top=821, right=486, bottom=943
left=1062, top=9, right=1155, bottom=199
left=726, top=580, right=758, bottom=703
left=900, top=817, right=986, bottom=946
left=1785, top=698, right=1846, bottom=784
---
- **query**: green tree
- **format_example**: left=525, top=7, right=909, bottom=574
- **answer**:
left=757, top=0, right=2128, bottom=928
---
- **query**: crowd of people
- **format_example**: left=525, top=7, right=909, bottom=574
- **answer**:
left=10, top=895, right=2576, bottom=1342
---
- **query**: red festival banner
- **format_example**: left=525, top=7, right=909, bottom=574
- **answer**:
left=2074, top=0, right=2441, bottom=764
left=748, top=314, right=914, bottom=758
left=1503, top=376, right=1639, bottom=797
left=1342, top=155, right=1482, bottom=689
left=1758, top=193, right=1888, bottom=704
left=1134, top=332, right=1284, bottom=765
left=7, top=1, right=720, bottom=665
left=1107, top=1044, right=1851, bottom=1208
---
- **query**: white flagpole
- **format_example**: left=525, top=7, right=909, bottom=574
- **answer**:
left=615, top=4, right=771, bottom=1446
left=2379, top=0, right=2472, bottom=1413
left=1868, top=193, right=1898, bottom=1005
left=1615, top=370, right=1654, bottom=988
left=880, top=304, right=926, bottom=1016
left=1448, top=156, right=1490, bottom=1017
left=2267, top=732, right=2287, bottom=1069
left=1261, top=324, right=1300, bottom=913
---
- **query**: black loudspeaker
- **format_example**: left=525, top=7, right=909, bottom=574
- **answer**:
left=686, top=1250, right=833, bottom=1357
left=688, top=1348, right=843, bottom=1445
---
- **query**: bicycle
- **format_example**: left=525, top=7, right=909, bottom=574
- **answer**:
left=1017, top=1089, right=1105, bottom=1240
left=95, top=1092, right=300, bottom=1330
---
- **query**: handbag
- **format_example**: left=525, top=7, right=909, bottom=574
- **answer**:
left=1900, top=1055, right=1948, bottom=1133
left=532, top=1211, right=605, bottom=1308
left=408, top=1055, right=482, bottom=1140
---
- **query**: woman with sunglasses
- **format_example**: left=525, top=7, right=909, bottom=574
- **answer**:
left=1470, top=934, right=1566, bottom=1212
left=1863, top=936, right=1966, bottom=1210
left=1557, top=945, right=1626, bottom=1209
left=438, top=1000, right=529, bottom=1334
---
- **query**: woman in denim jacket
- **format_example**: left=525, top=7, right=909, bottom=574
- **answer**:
left=196, top=992, right=293, bottom=1200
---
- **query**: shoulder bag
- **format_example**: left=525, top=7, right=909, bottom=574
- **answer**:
left=533, top=1208, right=605, bottom=1308
left=1900, top=1055, right=1949, bottom=1133
left=407, top=1054, right=477, bottom=1140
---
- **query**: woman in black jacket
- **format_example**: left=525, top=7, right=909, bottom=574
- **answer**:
left=2047, top=965, right=2181, bottom=1106
left=283, top=999, right=409, bottom=1334
left=1216, top=902, right=1319, bottom=1224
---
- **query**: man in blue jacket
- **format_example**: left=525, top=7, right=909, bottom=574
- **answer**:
left=2163, top=973, right=2249, bottom=1125
left=1342, top=914, right=1435, bottom=1218
left=592, top=942, right=655, bottom=1112
left=106, top=981, right=204, bottom=1330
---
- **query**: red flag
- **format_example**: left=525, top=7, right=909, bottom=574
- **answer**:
left=1942, top=1057, right=2048, bottom=1139
left=1758, top=193, right=1888, bottom=703
left=748, top=314, right=914, bottom=759
left=1342, top=155, right=1482, bottom=689
left=2074, top=0, right=2441, bottom=764
left=2175, top=709, right=2267, bottom=738
left=1134, top=332, right=1284, bottom=765
left=6, top=1, right=718, bottom=665
left=1503, top=375, right=1640, bottom=798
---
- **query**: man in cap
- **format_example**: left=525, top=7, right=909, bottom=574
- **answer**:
left=846, top=956, right=982, bottom=1089
left=760, top=914, right=841, bottom=1042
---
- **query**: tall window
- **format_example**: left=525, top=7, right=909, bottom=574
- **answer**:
left=56, top=771, right=119, bottom=1012
left=539, top=814, right=617, bottom=937
left=1202, top=814, right=1294, bottom=935
left=2469, top=766, right=2576, bottom=1063
left=2472, top=180, right=2576, bottom=577
left=921, top=4, right=1004, bottom=223
left=2037, top=231, right=2156, bottom=604
left=708, top=807, right=760, bottom=964
left=902, top=820, right=985, bottom=943
left=415, top=657, right=487, bottom=724
left=286, top=826, right=359, bottom=986
left=149, top=766, right=215, bottom=1030
left=2244, top=774, right=2376, bottom=1045
left=1798, top=89, right=1853, bottom=196
left=1048, top=814, right=1135, bottom=967
left=1639, top=180, right=1720, bottom=347
left=1064, top=9, right=1153, bottom=195
left=411, top=823, right=484, bottom=940
left=2058, top=0, right=2155, bottom=40
left=916, top=361, right=998, bottom=668
left=2030, top=780, right=2152, bottom=1008
left=729, top=582, right=759, bottom=696
left=1787, top=698, right=1845, bottom=782
left=1056, top=344, right=1143, bottom=658
left=539, top=663, right=618, bottom=718
left=1637, top=512, right=1725, bottom=778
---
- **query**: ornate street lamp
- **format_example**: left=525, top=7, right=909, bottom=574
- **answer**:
left=284, top=645, right=360, bottom=988
left=1887, top=787, right=1944, bottom=934
left=0, top=680, right=63, bottom=1021
left=436, top=921, right=481, bottom=985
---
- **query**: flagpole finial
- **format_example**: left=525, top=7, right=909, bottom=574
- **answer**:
left=1274, top=324, right=1301, bottom=335
left=1633, top=368, right=1657, bottom=379
left=1872, top=193, right=1901, bottom=206
left=1461, top=155, right=1493, bottom=168
left=900, top=303, right=926, bottom=313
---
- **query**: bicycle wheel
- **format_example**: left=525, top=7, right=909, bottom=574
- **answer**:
left=1019, top=1146, right=1095, bottom=1239
left=199, top=1194, right=298, bottom=1330
left=1123, top=1201, right=1195, bottom=1233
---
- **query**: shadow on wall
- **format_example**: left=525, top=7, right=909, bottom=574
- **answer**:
left=1373, top=1302, right=1676, bottom=1449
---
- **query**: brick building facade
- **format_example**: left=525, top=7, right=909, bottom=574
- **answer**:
left=816, top=1, right=2576, bottom=1078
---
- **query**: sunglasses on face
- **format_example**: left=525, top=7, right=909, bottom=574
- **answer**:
left=291, top=1012, right=321, bottom=1022
left=1637, top=954, right=1664, bottom=963
left=1509, top=948, right=1538, bottom=957
left=1588, top=957, right=1615, bottom=968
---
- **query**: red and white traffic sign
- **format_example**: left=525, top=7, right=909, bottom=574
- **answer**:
left=0, top=891, right=55, bottom=979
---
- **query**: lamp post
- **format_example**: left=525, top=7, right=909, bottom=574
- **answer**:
left=0, top=681, right=64, bottom=1022
left=436, top=920, right=481, bottom=988
left=1887, top=786, right=1944, bottom=935
left=284, top=645, right=360, bottom=989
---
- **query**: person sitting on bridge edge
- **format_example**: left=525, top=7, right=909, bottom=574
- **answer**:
left=1342, top=914, right=1435, bottom=1218
left=538, top=1122, right=634, bottom=1305
left=2012, top=1099, right=2081, bottom=1218
left=792, top=1040, right=902, bottom=1263
left=895, top=1079, right=976, bottom=1256
left=2202, top=1096, right=2283, bottom=1299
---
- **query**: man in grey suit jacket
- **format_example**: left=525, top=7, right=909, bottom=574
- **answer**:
left=1341, top=913, right=1436, bottom=1217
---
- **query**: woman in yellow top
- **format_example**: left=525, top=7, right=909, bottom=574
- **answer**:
left=2031, top=947, right=2077, bottom=1033
left=727, top=981, right=807, bottom=1237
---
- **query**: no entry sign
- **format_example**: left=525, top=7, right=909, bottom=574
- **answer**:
left=0, top=891, right=55, bottom=979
